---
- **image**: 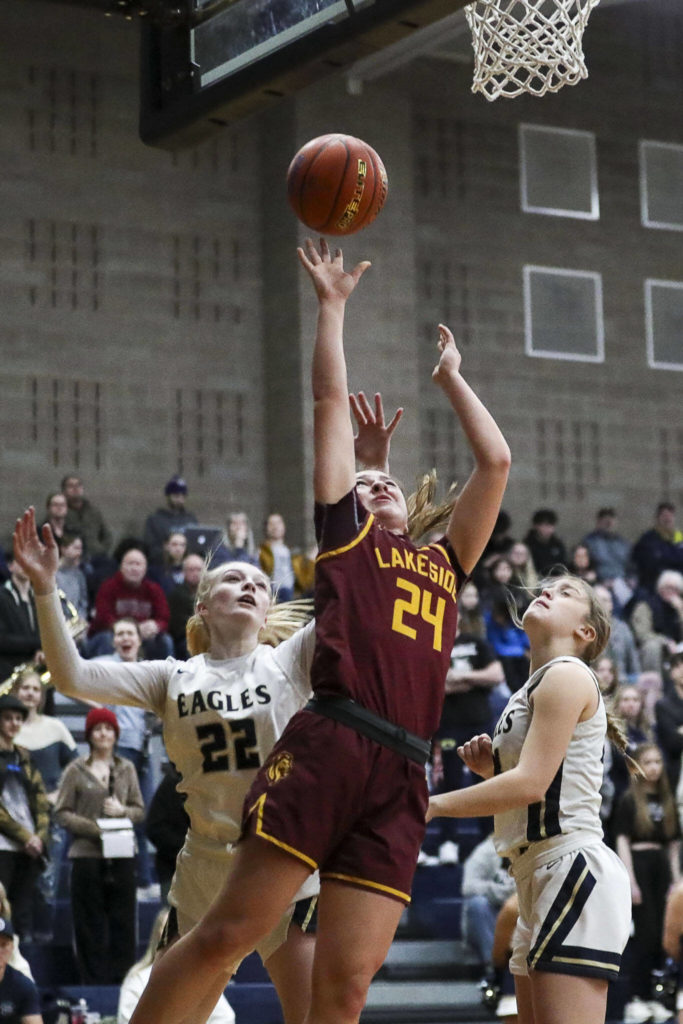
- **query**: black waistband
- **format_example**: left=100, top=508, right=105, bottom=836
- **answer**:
left=305, top=695, right=431, bottom=766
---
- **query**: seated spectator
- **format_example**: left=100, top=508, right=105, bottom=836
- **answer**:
left=12, top=666, right=78, bottom=938
left=0, top=917, right=43, bottom=1023
left=482, top=571, right=530, bottom=694
left=593, top=653, right=620, bottom=705
left=55, top=534, right=89, bottom=622
left=461, top=833, right=515, bottom=968
left=292, top=542, right=317, bottom=599
left=210, top=511, right=258, bottom=567
left=0, top=553, right=44, bottom=684
left=607, top=685, right=654, bottom=842
left=88, top=546, right=172, bottom=659
left=39, top=492, right=68, bottom=546
left=506, top=541, right=538, bottom=597
left=638, top=670, right=664, bottom=725
left=630, top=570, right=683, bottom=674
left=655, top=652, right=683, bottom=792
left=593, top=583, right=641, bottom=681
left=567, top=543, right=598, bottom=586
left=145, top=764, right=189, bottom=905
left=0, top=695, right=49, bottom=943
left=62, top=473, right=113, bottom=562
left=0, top=882, right=33, bottom=980
left=143, top=475, right=198, bottom=567
left=632, top=502, right=683, bottom=594
left=259, top=512, right=295, bottom=603
left=523, top=508, right=567, bottom=577
left=167, top=553, right=204, bottom=659
left=457, top=581, right=487, bottom=639
left=55, top=707, right=144, bottom=985
left=148, top=531, right=188, bottom=596
left=477, top=510, right=515, bottom=586
left=118, top=906, right=234, bottom=1024
left=581, top=507, right=633, bottom=594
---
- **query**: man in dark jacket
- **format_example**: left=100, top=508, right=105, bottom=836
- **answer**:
left=523, top=508, right=568, bottom=577
left=143, top=476, right=198, bottom=566
left=632, top=502, right=683, bottom=593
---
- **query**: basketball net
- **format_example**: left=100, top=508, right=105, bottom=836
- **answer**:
left=464, top=0, right=601, bottom=100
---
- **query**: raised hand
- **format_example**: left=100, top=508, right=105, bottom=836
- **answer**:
left=432, top=323, right=462, bottom=386
left=13, top=507, right=59, bottom=595
left=350, top=391, right=403, bottom=471
left=457, top=733, right=494, bottom=779
left=297, top=237, right=371, bottom=304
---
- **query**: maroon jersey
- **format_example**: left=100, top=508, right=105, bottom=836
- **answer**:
left=312, top=488, right=466, bottom=739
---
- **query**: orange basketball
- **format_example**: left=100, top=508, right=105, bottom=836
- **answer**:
left=286, top=134, right=388, bottom=236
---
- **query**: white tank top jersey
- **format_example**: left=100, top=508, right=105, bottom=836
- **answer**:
left=492, top=656, right=606, bottom=859
left=69, top=621, right=316, bottom=845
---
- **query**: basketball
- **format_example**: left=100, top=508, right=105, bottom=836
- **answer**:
left=286, top=134, right=388, bottom=236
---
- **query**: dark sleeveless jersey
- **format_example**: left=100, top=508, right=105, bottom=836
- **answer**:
left=312, top=488, right=466, bottom=739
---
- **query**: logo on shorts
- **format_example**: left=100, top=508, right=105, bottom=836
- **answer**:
left=266, top=751, right=293, bottom=784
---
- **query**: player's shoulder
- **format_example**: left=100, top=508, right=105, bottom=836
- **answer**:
left=530, top=658, right=598, bottom=704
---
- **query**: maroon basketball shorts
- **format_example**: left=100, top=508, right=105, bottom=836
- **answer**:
left=242, top=709, right=428, bottom=904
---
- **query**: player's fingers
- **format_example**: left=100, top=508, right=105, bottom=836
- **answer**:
left=356, top=391, right=375, bottom=421
left=349, top=394, right=367, bottom=426
left=304, top=238, right=321, bottom=263
left=351, top=260, right=371, bottom=282
left=385, top=407, right=404, bottom=436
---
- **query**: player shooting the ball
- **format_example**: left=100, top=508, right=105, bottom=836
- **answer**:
left=125, top=237, right=510, bottom=1024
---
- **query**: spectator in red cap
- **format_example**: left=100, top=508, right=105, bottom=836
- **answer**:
left=143, top=476, right=198, bottom=567
left=55, top=705, right=144, bottom=984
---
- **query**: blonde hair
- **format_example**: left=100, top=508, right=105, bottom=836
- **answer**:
left=10, top=665, right=47, bottom=714
left=406, top=470, right=457, bottom=543
left=185, top=560, right=313, bottom=656
left=0, top=881, right=11, bottom=920
left=121, top=907, right=169, bottom=985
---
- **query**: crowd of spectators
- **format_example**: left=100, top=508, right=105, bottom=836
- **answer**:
left=0, top=473, right=682, bottom=1018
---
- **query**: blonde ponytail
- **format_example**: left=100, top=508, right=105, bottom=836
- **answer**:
left=186, top=614, right=211, bottom=657
left=406, top=470, right=458, bottom=543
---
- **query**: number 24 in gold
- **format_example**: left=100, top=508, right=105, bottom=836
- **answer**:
left=391, top=577, right=446, bottom=651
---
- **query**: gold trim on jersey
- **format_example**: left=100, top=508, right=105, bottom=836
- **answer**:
left=249, top=793, right=318, bottom=870
left=322, top=870, right=411, bottom=904
left=550, top=955, right=620, bottom=974
left=528, top=863, right=590, bottom=969
left=315, top=514, right=375, bottom=563
left=299, top=896, right=318, bottom=932
left=420, top=542, right=450, bottom=565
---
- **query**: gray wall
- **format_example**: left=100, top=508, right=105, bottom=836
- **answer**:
left=0, top=0, right=681, bottom=556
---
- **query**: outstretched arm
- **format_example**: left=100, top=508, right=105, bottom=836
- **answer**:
left=432, top=324, right=510, bottom=576
left=351, top=391, right=403, bottom=472
left=297, top=237, right=371, bottom=505
left=428, top=663, right=594, bottom=820
left=12, top=509, right=164, bottom=710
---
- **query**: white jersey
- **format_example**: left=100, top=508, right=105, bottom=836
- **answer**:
left=69, top=621, right=316, bottom=845
left=492, top=656, right=605, bottom=859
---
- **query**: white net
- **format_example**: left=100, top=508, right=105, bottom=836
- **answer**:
left=465, top=0, right=601, bottom=100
